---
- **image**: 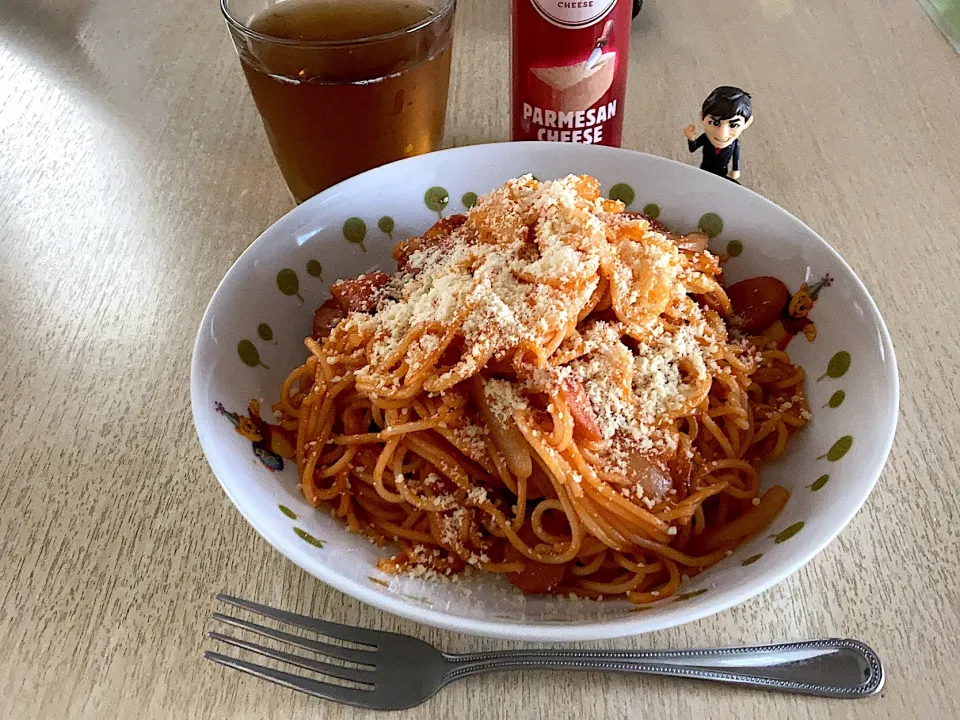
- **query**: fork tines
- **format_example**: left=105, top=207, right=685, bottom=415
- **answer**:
left=205, top=594, right=382, bottom=707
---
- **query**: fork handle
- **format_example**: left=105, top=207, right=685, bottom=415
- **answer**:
left=442, top=638, right=883, bottom=699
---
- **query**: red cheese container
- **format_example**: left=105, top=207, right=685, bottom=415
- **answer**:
left=511, top=0, right=633, bottom=147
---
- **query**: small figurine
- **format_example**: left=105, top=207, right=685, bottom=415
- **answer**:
left=684, top=86, right=753, bottom=182
left=763, top=275, right=833, bottom=349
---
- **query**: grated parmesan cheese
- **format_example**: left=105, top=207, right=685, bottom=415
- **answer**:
left=484, top=379, right=527, bottom=423
left=467, top=487, right=489, bottom=505
left=353, top=176, right=606, bottom=392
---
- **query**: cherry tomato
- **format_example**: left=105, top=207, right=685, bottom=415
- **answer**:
left=312, top=299, right=346, bottom=340
left=726, top=276, right=789, bottom=333
left=329, top=272, right=390, bottom=313
left=503, top=526, right=567, bottom=594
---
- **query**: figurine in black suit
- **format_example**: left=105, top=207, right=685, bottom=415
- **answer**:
left=684, top=87, right=753, bottom=182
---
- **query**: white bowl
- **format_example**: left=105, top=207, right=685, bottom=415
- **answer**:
left=191, top=142, right=898, bottom=641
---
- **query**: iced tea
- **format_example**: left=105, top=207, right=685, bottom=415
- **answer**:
left=224, top=0, right=455, bottom=202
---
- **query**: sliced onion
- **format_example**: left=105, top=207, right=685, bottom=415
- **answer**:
left=469, top=376, right=532, bottom=479
left=677, top=231, right=709, bottom=252
left=624, top=452, right=672, bottom=502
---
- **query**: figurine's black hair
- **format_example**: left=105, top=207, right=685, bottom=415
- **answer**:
left=701, top=87, right=752, bottom=121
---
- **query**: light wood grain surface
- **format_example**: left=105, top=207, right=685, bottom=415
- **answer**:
left=2, top=0, right=959, bottom=717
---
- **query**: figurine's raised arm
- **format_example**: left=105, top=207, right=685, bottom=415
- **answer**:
left=684, top=124, right=705, bottom=152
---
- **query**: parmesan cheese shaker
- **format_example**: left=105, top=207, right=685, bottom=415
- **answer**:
left=511, top=0, right=632, bottom=146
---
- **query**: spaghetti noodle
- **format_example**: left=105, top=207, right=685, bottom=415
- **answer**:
left=272, top=175, right=810, bottom=603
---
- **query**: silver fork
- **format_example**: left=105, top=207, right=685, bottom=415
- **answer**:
left=205, top=594, right=884, bottom=710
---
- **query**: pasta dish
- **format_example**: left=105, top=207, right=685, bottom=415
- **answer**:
left=271, top=175, right=810, bottom=604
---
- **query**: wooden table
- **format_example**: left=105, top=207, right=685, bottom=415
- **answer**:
left=2, top=0, right=959, bottom=717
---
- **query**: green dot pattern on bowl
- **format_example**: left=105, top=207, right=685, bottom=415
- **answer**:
left=818, top=351, right=851, bottom=381
left=279, top=504, right=297, bottom=519
left=342, top=218, right=367, bottom=250
left=257, top=322, right=273, bottom=342
left=237, top=339, right=267, bottom=368
left=741, top=553, right=763, bottom=566
left=378, top=216, right=395, bottom=234
left=674, top=588, right=708, bottom=602
left=698, top=212, right=723, bottom=238
left=424, top=186, right=449, bottom=214
left=809, top=474, right=830, bottom=491
left=293, top=527, right=324, bottom=548
left=726, top=239, right=744, bottom=257
left=306, top=259, right=323, bottom=278
left=608, top=183, right=635, bottom=206
left=772, top=521, right=804, bottom=544
left=276, top=269, right=304, bottom=301
left=825, top=390, right=845, bottom=408
left=642, top=203, right=660, bottom=219
left=819, top=435, right=853, bottom=462
left=461, top=191, right=478, bottom=208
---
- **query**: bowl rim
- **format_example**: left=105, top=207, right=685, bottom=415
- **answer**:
left=190, top=142, right=899, bottom=641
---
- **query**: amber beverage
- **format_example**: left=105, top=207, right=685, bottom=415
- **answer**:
left=223, top=0, right=455, bottom=203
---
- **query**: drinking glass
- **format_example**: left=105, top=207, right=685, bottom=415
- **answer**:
left=222, top=0, right=456, bottom=203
